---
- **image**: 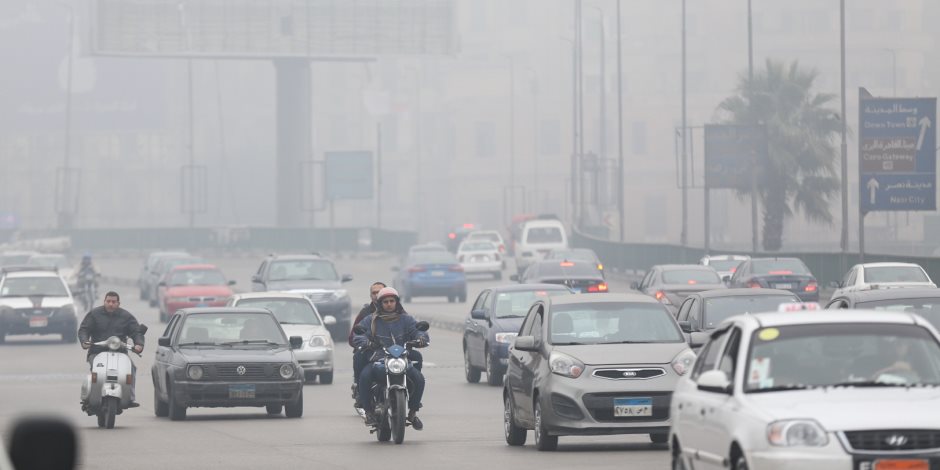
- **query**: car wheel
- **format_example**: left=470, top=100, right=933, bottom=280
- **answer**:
left=154, top=387, right=169, bottom=418
left=303, top=370, right=317, bottom=383
left=0, top=328, right=5, bottom=344
left=672, top=442, right=688, bottom=470
left=458, top=292, right=467, bottom=303
left=285, top=389, right=303, bottom=418
left=319, top=371, right=334, bottom=385
left=447, top=295, right=456, bottom=303
left=463, top=345, right=481, bottom=383
left=733, top=456, right=749, bottom=470
left=503, top=393, right=526, bottom=446
left=168, top=381, right=187, bottom=421
left=534, top=399, right=558, bottom=451
left=266, top=404, right=283, bottom=415
left=158, top=310, right=166, bottom=323
left=650, top=432, right=669, bottom=444
left=61, top=329, right=77, bottom=344
left=149, top=297, right=157, bottom=308
left=485, top=350, right=503, bottom=386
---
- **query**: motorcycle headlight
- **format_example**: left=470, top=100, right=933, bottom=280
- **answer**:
left=187, top=365, right=204, bottom=380
left=106, top=336, right=123, bottom=351
left=671, top=349, right=697, bottom=376
left=767, top=420, right=829, bottom=447
left=386, top=357, right=408, bottom=375
left=308, top=335, right=330, bottom=347
left=331, top=289, right=348, bottom=301
left=279, top=364, right=295, bottom=379
left=549, top=351, right=584, bottom=378
left=495, top=332, right=518, bottom=344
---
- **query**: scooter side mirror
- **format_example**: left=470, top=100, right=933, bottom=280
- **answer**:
left=158, top=336, right=171, bottom=347
left=8, top=416, right=77, bottom=470
left=138, top=324, right=149, bottom=335
left=415, top=321, right=430, bottom=332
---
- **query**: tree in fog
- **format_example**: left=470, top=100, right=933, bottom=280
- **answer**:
left=718, top=59, right=841, bottom=251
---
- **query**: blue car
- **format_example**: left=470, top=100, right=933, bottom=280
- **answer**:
left=462, top=284, right=571, bottom=386
left=393, top=251, right=467, bottom=303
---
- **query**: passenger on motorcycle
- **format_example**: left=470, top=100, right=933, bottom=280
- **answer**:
left=78, top=291, right=145, bottom=406
left=353, top=287, right=428, bottom=430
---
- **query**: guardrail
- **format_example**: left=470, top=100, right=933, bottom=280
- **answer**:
left=572, top=230, right=940, bottom=287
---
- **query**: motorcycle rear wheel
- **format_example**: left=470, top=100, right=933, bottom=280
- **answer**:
left=391, top=389, right=407, bottom=444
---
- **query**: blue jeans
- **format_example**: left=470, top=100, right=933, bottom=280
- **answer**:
left=357, top=362, right=425, bottom=412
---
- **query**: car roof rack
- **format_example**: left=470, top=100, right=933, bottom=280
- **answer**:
left=0, top=265, right=58, bottom=275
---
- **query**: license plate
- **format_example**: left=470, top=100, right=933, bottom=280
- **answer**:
left=229, top=384, right=256, bottom=399
left=873, top=460, right=929, bottom=470
left=29, top=316, right=48, bottom=328
left=431, top=270, right=445, bottom=277
left=613, top=397, right=652, bottom=417
left=775, top=283, right=793, bottom=290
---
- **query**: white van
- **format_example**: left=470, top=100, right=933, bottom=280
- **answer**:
left=513, top=219, right=569, bottom=275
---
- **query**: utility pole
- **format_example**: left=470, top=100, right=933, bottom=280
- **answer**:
left=748, top=0, right=758, bottom=253
left=680, top=0, right=688, bottom=246
left=840, top=0, right=849, bottom=258
left=58, top=3, right=75, bottom=229
left=187, top=59, right=196, bottom=229
left=509, top=56, right=516, bottom=223
left=616, top=0, right=625, bottom=242
left=576, top=0, right=585, bottom=229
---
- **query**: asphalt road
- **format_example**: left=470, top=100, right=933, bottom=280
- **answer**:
left=0, top=254, right=668, bottom=469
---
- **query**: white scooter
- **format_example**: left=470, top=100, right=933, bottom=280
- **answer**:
left=80, top=325, right=147, bottom=429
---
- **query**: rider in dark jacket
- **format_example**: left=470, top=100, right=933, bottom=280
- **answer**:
left=353, top=287, right=428, bottom=430
left=78, top=291, right=144, bottom=405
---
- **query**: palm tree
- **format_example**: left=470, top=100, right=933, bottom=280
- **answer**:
left=717, top=59, right=842, bottom=251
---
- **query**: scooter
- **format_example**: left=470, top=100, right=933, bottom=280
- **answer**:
left=80, top=325, right=147, bottom=429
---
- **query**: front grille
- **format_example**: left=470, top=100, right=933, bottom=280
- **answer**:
left=593, top=368, right=666, bottom=380
left=843, top=430, right=940, bottom=452
left=188, top=297, right=217, bottom=302
left=582, top=392, right=671, bottom=423
left=214, top=364, right=270, bottom=379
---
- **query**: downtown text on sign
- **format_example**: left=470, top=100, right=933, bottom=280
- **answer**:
left=859, top=92, right=936, bottom=213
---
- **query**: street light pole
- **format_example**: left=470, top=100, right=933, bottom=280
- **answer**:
left=576, top=0, right=585, bottom=229
left=59, top=3, right=75, bottom=229
left=616, top=0, right=625, bottom=242
left=680, top=0, right=688, bottom=247
left=748, top=0, right=758, bottom=253
left=840, top=0, right=849, bottom=257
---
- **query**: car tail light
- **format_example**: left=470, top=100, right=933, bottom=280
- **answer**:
left=747, top=281, right=762, bottom=289
left=449, top=265, right=464, bottom=272
left=654, top=291, right=666, bottom=301
left=769, top=270, right=793, bottom=275
left=687, top=280, right=697, bottom=285
left=587, top=283, right=608, bottom=293
left=597, top=263, right=604, bottom=271
left=499, top=244, right=505, bottom=253
left=730, top=267, right=737, bottom=273
left=448, top=232, right=456, bottom=240
left=804, top=281, right=818, bottom=292
left=462, top=223, right=475, bottom=229
left=408, top=266, right=426, bottom=273
left=560, top=261, right=575, bottom=267
left=126, top=374, right=134, bottom=385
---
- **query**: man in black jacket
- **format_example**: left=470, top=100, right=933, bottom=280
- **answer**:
left=78, top=291, right=145, bottom=405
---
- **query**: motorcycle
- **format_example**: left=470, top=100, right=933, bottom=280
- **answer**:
left=80, top=324, right=147, bottom=429
left=353, top=321, right=429, bottom=444
left=77, top=271, right=98, bottom=312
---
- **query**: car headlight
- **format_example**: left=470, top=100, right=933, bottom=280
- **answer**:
left=106, top=336, right=123, bottom=351
left=386, top=357, right=408, bottom=375
left=495, top=332, right=518, bottom=344
left=331, top=289, right=348, bottom=301
left=767, top=420, right=829, bottom=447
left=671, top=349, right=697, bottom=376
left=308, top=335, right=330, bottom=347
left=279, top=364, right=295, bottom=379
left=187, top=365, right=204, bottom=380
left=549, top=351, right=584, bottom=378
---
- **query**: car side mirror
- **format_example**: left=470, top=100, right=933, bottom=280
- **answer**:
left=323, top=315, right=337, bottom=326
left=828, top=281, right=841, bottom=289
left=689, top=331, right=709, bottom=349
left=228, top=280, right=236, bottom=286
left=721, top=275, right=731, bottom=284
left=510, top=274, right=520, bottom=282
left=415, top=321, right=430, bottom=332
left=341, top=274, right=353, bottom=283
left=353, top=325, right=367, bottom=335
left=470, top=309, right=486, bottom=320
left=513, top=335, right=539, bottom=352
left=289, top=336, right=303, bottom=349
left=8, top=416, right=77, bottom=470
left=630, top=281, right=639, bottom=290
left=158, top=336, right=171, bottom=347
left=251, top=274, right=262, bottom=283
left=678, top=321, right=692, bottom=334
left=697, top=370, right=732, bottom=394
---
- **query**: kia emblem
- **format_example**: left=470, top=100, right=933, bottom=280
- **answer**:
left=885, top=434, right=909, bottom=447
left=236, top=365, right=246, bottom=376
left=622, top=371, right=637, bottom=377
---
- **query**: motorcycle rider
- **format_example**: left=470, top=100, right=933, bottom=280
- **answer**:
left=76, top=254, right=99, bottom=309
left=353, top=287, right=428, bottom=430
left=78, top=291, right=145, bottom=407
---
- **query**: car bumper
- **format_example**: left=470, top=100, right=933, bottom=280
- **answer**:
left=747, top=448, right=849, bottom=470
left=172, top=379, right=303, bottom=407
left=295, top=347, right=334, bottom=372
left=0, top=315, right=76, bottom=336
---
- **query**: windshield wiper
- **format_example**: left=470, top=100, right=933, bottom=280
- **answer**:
left=597, top=340, right=657, bottom=344
left=747, top=384, right=809, bottom=393
left=826, top=380, right=908, bottom=388
left=178, top=341, right=224, bottom=347
left=220, top=340, right=283, bottom=347
left=552, top=342, right=588, bottom=346
left=496, top=315, right=524, bottom=319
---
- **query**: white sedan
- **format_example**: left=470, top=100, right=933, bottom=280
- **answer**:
left=670, top=310, right=940, bottom=470
left=457, top=240, right=504, bottom=279
left=832, top=262, right=936, bottom=299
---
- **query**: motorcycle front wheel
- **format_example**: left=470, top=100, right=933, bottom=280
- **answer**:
left=391, top=389, right=407, bottom=444
left=100, top=397, right=118, bottom=429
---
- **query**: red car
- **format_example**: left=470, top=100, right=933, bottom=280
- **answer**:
left=157, top=264, right=235, bottom=322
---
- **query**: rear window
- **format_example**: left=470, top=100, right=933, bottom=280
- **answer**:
left=461, top=242, right=496, bottom=252
left=866, top=267, right=929, bottom=283
left=410, top=253, right=459, bottom=265
left=537, top=262, right=601, bottom=277
left=526, top=226, right=564, bottom=244
left=708, top=260, right=744, bottom=272
left=661, top=269, right=721, bottom=285
left=751, top=259, right=810, bottom=275
left=856, top=298, right=940, bottom=331
left=547, top=249, right=597, bottom=263
left=703, top=295, right=800, bottom=329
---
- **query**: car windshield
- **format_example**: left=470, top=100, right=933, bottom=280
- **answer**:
left=526, top=226, right=564, bottom=244
left=550, top=302, right=683, bottom=344
left=237, top=298, right=321, bottom=325
left=178, top=313, right=286, bottom=346
left=856, top=298, right=940, bottom=331
left=744, top=323, right=940, bottom=392
left=268, top=260, right=338, bottom=281
left=547, top=250, right=596, bottom=263
left=702, top=295, right=800, bottom=329
left=158, top=257, right=203, bottom=273
left=148, top=252, right=189, bottom=268
left=492, top=289, right=569, bottom=318
left=461, top=242, right=496, bottom=252
left=410, top=253, right=459, bottom=265
left=866, top=266, right=929, bottom=283
left=708, top=260, right=744, bottom=272
left=661, top=269, right=721, bottom=285
left=751, top=259, right=810, bottom=275
left=537, top=262, right=601, bottom=277
left=1, top=277, right=69, bottom=297
left=27, top=255, right=69, bottom=269
left=169, top=269, right=227, bottom=286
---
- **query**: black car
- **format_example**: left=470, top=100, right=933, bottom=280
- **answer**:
left=826, top=288, right=940, bottom=330
left=728, top=257, right=819, bottom=302
left=631, top=264, right=725, bottom=314
left=251, top=254, right=353, bottom=339
left=151, top=307, right=305, bottom=421
left=512, top=260, right=607, bottom=293
left=545, top=248, right=605, bottom=278
left=674, top=288, right=800, bottom=347
left=446, top=223, right=480, bottom=252
left=463, top=284, right=571, bottom=386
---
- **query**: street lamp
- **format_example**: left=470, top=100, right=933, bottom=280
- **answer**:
left=55, top=1, right=76, bottom=229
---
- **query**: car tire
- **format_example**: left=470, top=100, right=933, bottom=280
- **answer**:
left=458, top=292, right=467, bottom=303
left=485, top=350, right=503, bottom=386
left=672, top=442, right=688, bottom=470
left=650, top=432, right=669, bottom=444
left=154, top=387, right=169, bottom=418
left=285, top=389, right=303, bottom=418
left=733, top=455, right=749, bottom=470
left=503, top=393, right=526, bottom=446
left=319, top=371, right=334, bottom=385
left=266, top=404, right=283, bottom=415
left=463, top=345, right=481, bottom=383
left=534, top=400, right=558, bottom=451
left=62, top=329, right=77, bottom=344
left=447, top=295, right=456, bottom=303
left=168, top=382, right=187, bottom=421
left=0, top=328, right=5, bottom=344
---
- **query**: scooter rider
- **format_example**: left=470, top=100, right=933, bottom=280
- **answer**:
left=353, top=287, right=428, bottom=430
left=78, top=291, right=144, bottom=406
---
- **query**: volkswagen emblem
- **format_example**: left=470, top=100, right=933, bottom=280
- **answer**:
left=885, top=434, right=909, bottom=447
left=622, top=371, right=637, bottom=377
left=236, top=365, right=246, bottom=376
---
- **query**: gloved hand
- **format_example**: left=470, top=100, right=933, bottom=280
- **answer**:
left=81, top=342, right=91, bottom=350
